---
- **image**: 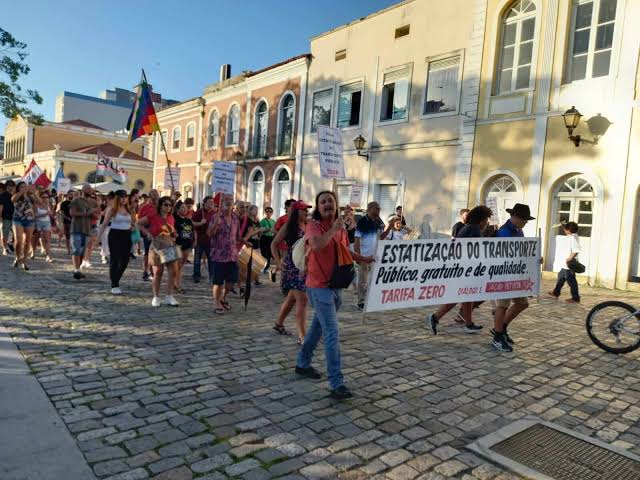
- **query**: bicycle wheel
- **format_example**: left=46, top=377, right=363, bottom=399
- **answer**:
left=586, top=301, right=640, bottom=354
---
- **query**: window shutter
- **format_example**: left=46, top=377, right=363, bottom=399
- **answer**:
left=384, top=67, right=410, bottom=84
left=430, top=55, right=460, bottom=71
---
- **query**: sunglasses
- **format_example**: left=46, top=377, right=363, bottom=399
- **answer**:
left=162, top=202, right=173, bottom=207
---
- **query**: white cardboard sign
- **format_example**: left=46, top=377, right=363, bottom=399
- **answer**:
left=211, top=161, right=236, bottom=195
left=317, top=125, right=345, bottom=179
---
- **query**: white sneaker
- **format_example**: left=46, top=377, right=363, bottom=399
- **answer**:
left=111, top=287, right=122, bottom=295
left=101, top=256, right=109, bottom=264
left=84, top=261, right=92, bottom=268
left=164, top=295, right=179, bottom=306
left=151, top=296, right=161, bottom=307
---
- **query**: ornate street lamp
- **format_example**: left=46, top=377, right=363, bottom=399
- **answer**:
left=353, top=135, right=369, bottom=161
left=562, top=106, right=582, bottom=147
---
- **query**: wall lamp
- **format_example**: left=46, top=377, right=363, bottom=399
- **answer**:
left=353, top=135, right=369, bottom=161
left=562, top=106, right=582, bottom=147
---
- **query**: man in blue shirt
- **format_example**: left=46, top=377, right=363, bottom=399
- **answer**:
left=492, top=203, right=535, bottom=353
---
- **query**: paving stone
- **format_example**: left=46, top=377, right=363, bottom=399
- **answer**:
left=93, top=459, right=129, bottom=477
left=434, top=459, right=468, bottom=476
left=124, top=436, right=160, bottom=455
left=190, top=454, right=233, bottom=473
left=103, top=468, right=149, bottom=480
left=226, top=458, right=261, bottom=476
left=148, top=456, right=185, bottom=474
left=299, top=461, right=339, bottom=479
left=86, top=446, right=128, bottom=463
left=151, top=466, right=193, bottom=480
left=379, top=449, right=412, bottom=467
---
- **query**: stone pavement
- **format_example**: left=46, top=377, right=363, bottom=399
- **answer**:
left=1, top=247, right=640, bottom=480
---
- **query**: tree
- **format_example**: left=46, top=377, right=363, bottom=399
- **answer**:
left=0, top=28, right=43, bottom=123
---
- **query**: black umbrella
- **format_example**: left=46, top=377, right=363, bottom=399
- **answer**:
left=244, top=247, right=253, bottom=311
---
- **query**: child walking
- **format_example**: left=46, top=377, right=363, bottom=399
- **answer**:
left=549, top=221, right=581, bottom=303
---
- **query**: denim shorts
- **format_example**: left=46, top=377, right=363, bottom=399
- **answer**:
left=71, top=233, right=89, bottom=257
left=35, top=218, right=52, bottom=231
left=13, top=218, right=35, bottom=229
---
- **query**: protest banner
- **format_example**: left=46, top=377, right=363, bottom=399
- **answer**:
left=97, top=151, right=128, bottom=184
left=164, top=167, right=180, bottom=189
left=56, top=178, right=71, bottom=194
left=317, top=125, right=345, bottom=179
left=350, top=185, right=364, bottom=208
left=364, top=237, right=540, bottom=312
left=211, top=161, right=236, bottom=195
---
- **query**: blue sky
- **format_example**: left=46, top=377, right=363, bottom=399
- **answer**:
left=3, top=0, right=399, bottom=124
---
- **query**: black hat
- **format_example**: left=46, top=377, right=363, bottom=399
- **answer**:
left=506, top=203, right=535, bottom=221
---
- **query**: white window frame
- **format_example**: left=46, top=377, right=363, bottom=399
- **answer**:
left=334, top=78, right=365, bottom=130
left=185, top=121, right=196, bottom=151
left=377, top=63, right=413, bottom=126
left=421, top=50, right=464, bottom=119
left=248, top=166, right=266, bottom=214
left=495, top=0, right=538, bottom=95
left=157, top=129, right=168, bottom=156
left=272, top=165, right=293, bottom=217
left=252, top=98, right=269, bottom=158
left=226, top=103, right=241, bottom=147
left=373, top=182, right=399, bottom=221
left=276, top=91, right=296, bottom=157
left=309, top=86, right=335, bottom=134
left=565, top=0, right=619, bottom=84
left=207, top=109, right=220, bottom=150
left=171, top=126, right=181, bottom=152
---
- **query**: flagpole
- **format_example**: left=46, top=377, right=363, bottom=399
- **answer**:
left=141, top=69, right=176, bottom=193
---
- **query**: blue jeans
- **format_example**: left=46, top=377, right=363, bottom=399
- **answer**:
left=193, top=244, right=207, bottom=279
left=553, top=268, right=580, bottom=301
left=297, top=288, right=344, bottom=390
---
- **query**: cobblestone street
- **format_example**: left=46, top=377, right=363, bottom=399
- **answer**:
left=1, top=249, right=640, bottom=480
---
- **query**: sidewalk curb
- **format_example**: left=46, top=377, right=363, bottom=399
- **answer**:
left=0, top=323, right=96, bottom=480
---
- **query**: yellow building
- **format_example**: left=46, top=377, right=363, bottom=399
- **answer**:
left=468, top=0, right=640, bottom=289
left=1, top=115, right=153, bottom=190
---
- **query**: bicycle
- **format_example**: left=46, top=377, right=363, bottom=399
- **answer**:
left=586, top=301, right=640, bottom=354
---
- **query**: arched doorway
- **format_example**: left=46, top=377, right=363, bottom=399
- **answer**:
left=547, top=174, right=596, bottom=275
left=248, top=168, right=265, bottom=215
left=482, top=173, right=523, bottom=226
left=272, top=167, right=291, bottom=217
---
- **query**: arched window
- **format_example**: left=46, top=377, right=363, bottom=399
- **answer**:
left=248, top=168, right=265, bottom=215
left=253, top=101, right=268, bottom=157
left=496, top=0, right=536, bottom=93
left=226, top=105, right=240, bottom=146
left=135, top=179, right=145, bottom=189
left=68, top=173, right=79, bottom=183
left=273, top=168, right=291, bottom=217
left=278, top=94, right=295, bottom=156
left=186, top=122, right=196, bottom=149
left=172, top=126, right=181, bottom=151
left=549, top=174, right=596, bottom=274
left=484, top=174, right=521, bottom=225
left=158, top=130, right=168, bottom=156
left=208, top=110, right=219, bottom=148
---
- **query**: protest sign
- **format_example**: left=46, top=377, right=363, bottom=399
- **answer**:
left=365, top=237, right=540, bottom=312
left=57, top=178, right=71, bottom=194
left=485, top=197, right=500, bottom=226
left=350, top=185, right=364, bottom=207
left=211, top=161, right=236, bottom=195
left=317, top=125, right=345, bottom=179
left=164, top=167, right=180, bottom=188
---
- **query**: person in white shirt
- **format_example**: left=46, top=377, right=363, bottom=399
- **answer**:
left=386, top=217, right=411, bottom=241
left=548, top=221, right=581, bottom=303
left=354, top=202, right=389, bottom=310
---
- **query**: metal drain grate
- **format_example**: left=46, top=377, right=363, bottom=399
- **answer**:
left=491, top=423, right=640, bottom=480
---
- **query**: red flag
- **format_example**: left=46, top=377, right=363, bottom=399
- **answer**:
left=22, top=160, right=52, bottom=188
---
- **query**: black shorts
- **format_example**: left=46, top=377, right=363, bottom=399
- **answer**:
left=209, top=261, right=239, bottom=286
left=143, top=236, right=152, bottom=255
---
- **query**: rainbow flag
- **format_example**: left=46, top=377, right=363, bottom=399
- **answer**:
left=126, top=75, right=160, bottom=142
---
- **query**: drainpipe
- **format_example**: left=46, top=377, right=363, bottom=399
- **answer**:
left=195, top=97, right=205, bottom=202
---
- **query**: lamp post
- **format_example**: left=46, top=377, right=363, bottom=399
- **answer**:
left=234, top=150, right=247, bottom=199
left=562, top=106, right=582, bottom=147
left=353, top=135, right=369, bottom=161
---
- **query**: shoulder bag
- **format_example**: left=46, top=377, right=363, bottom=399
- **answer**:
left=151, top=217, right=181, bottom=265
left=567, top=257, right=586, bottom=274
left=313, top=228, right=355, bottom=289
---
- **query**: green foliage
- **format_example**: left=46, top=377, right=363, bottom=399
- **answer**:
left=0, top=28, right=43, bottom=123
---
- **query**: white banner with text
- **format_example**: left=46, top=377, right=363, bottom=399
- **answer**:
left=365, top=237, right=541, bottom=312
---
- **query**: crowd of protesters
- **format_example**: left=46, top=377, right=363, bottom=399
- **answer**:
left=1, top=177, right=576, bottom=400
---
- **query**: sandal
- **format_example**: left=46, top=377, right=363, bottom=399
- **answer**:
left=273, top=323, right=292, bottom=336
left=221, top=300, right=231, bottom=311
left=214, top=307, right=225, bottom=315
left=297, top=337, right=304, bottom=345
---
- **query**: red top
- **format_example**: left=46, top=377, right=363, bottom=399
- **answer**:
left=192, top=208, right=217, bottom=247
left=275, top=214, right=289, bottom=251
left=304, top=219, right=349, bottom=289
left=148, top=213, right=175, bottom=238
left=139, top=202, right=156, bottom=221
